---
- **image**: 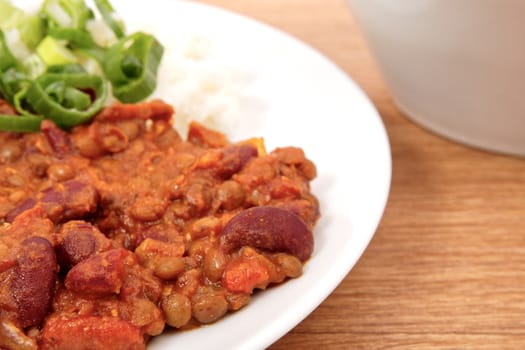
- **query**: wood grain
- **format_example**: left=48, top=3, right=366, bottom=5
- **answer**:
left=196, top=1, right=525, bottom=348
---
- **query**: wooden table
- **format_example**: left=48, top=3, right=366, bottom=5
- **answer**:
left=198, top=1, right=525, bottom=348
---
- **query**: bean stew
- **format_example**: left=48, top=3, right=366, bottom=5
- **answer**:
left=0, top=99, right=320, bottom=349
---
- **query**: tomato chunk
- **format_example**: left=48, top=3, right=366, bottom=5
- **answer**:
left=40, top=315, right=145, bottom=350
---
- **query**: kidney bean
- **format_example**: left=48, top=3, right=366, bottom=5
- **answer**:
left=5, top=198, right=36, bottom=223
left=62, top=180, right=99, bottom=218
left=215, top=144, right=258, bottom=179
left=37, top=180, right=99, bottom=222
left=10, top=237, right=57, bottom=328
left=57, top=224, right=99, bottom=270
left=40, top=315, right=145, bottom=350
left=41, top=120, right=72, bottom=158
left=65, top=248, right=127, bottom=295
left=161, top=292, right=192, bottom=328
left=220, top=206, right=314, bottom=261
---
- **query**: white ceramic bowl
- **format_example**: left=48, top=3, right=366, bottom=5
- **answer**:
left=347, top=0, right=525, bottom=157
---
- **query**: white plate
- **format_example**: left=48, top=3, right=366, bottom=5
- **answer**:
left=19, top=0, right=391, bottom=349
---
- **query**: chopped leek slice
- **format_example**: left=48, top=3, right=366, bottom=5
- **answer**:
left=0, top=0, right=164, bottom=132
left=41, top=0, right=92, bottom=29
left=36, top=36, right=77, bottom=65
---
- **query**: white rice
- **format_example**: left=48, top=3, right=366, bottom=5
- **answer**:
left=150, top=34, right=241, bottom=138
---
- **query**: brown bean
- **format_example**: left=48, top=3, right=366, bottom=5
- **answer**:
left=119, top=298, right=164, bottom=336
left=6, top=173, right=25, bottom=187
left=189, top=216, right=221, bottom=240
left=72, top=127, right=104, bottom=158
left=225, top=293, right=251, bottom=311
left=216, top=180, right=245, bottom=210
left=135, top=238, right=185, bottom=268
left=153, top=256, right=186, bottom=280
left=203, top=247, right=227, bottom=282
left=26, top=153, right=50, bottom=177
left=47, top=164, right=75, bottom=182
left=100, top=125, right=129, bottom=153
left=9, top=190, right=27, bottom=203
left=175, top=269, right=201, bottom=296
left=10, top=237, right=57, bottom=328
left=115, top=120, right=141, bottom=141
left=191, top=293, right=228, bottom=324
left=0, top=142, right=22, bottom=162
left=274, top=253, right=303, bottom=278
left=185, top=183, right=211, bottom=213
left=161, top=293, right=192, bottom=328
left=187, top=238, right=212, bottom=261
left=220, top=206, right=314, bottom=261
left=299, top=158, right=317, bottom=180
left=0, top=320, right=36, bottom=350
left=129, top=196, right=167, bottom=222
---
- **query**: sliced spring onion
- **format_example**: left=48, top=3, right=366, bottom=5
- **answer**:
left=0, top=114, right=43, bottom=132
left=0, top=30, right=18, bottom=71
left=0, top=67, right=29, bottom=103
left=41, top=0, right=92, bottom=30
left=36, top=36, right=77, bottom=65
left=23, top=53, right=46, bottom=78
left=93, top=0, right=125, bottom=39
left=0, top=0, right=164, bottom=132
left=24, top=72, right=107, bottom=128
left=46, top=63, right=86, bottom=74
left=47, top=26, right=96, bottom=48
left=16, top=14, right=45, bottom=50
left=0, top=1, right=44, bottom=50
left=0, top=0, right=22, bottom=27
left=103, top=32, right=163, bottom=103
